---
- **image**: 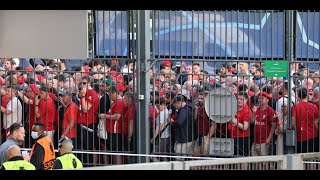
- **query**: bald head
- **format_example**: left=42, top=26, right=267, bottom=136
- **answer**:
left=7, top=145, right=21, bottom=159
left=58, top=138, right=74, bottom=155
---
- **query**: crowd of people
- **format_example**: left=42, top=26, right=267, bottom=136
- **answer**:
left=0, top=57, right=319, bottom=168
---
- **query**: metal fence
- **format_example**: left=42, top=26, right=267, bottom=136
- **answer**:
left=0, top=10, right=320, bottom=168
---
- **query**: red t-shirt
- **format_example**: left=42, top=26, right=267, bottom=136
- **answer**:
left=119, top=103, right=135, bottom=136
left=195, top=105, right=210, bottom=136
left=62, top=102, right=79, bottom=138
left=254, top=106, right=277, bottom=144
left=105, top=98, right=127, bottom=134
left=291, top=102, right=319, bottom=142
left=38, top=97, right=56, bottom=131
left=2, top=96, right=9, bottom=108
left=17, top=76, right=26, bottom=85
left=228, top=105, right=253, bottom=138
left=78, top=89, right=99, bottom=125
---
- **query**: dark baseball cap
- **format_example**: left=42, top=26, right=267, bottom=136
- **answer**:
left=173, top=95, right=185, bottom=103
left=59, top=90, right=72, bottom=97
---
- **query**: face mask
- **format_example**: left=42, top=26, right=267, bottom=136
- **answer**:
left=31, top=131, right=40, bottom=140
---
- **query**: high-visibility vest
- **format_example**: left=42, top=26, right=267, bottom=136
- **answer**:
left=31, top=136, right=56, bottom=170
left=56, top=153, right=83, bottom=169
left=2, top=160, right=35, bottom=170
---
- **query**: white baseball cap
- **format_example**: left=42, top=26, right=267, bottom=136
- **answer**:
left=12, top=58, right=20, bottom=66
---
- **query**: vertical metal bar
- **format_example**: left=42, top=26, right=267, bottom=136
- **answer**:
left=192, top=10, right=194, bottom=59
left=169, top=10, right=171, bottom=59
left=180, top=10, right=183, bottom=59
left=157, top=11, right=160, bottom=59
left=136, top=10, right=151, bottom=163
left=108, top=11, right=112, bottom=58
left=271, top=11, right=273, bottom=59
left=285, top=10, right=295, bottom=154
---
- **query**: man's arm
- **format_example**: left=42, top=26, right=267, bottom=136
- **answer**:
left=30, top=143, right=45, bottom=170
left=0, top=106, right=12, bottom=115
left=52, top=159, right=62, bottom=170
left=172, top=108, right=187, bottom=127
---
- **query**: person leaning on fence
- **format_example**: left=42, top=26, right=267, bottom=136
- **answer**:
left=52, top=137, right=83, bottom=170
left=29, top=122, right=56, bottom=170
left=193, top=91, right=216, bottom=156
left=0, top=123, right=26, bottom=166
left=0, top=145, right=35, bottom=170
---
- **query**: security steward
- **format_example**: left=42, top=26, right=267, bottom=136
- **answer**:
left=30, top=122, right=56, bottom=170
left=0, top=145, right=35, bottom=170
left=52, top=137, right=83, bottom=169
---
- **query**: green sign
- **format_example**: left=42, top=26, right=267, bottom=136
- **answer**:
left=264, top=61, right=288, bottom=77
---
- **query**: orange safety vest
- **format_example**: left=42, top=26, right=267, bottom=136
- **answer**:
left=31, top=136, right=56, bottom=170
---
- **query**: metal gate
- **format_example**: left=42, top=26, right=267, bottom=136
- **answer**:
left=0, top=10, right=320, bottom=168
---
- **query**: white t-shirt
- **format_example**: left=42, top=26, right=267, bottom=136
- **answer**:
left=3, top=97, right=22, bottom=129
left=156, top=108, right=170, bottom=139
left=276, top=95, right=295, bottom=113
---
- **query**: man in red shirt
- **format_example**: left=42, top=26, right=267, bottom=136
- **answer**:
left=121, top=92, right=135, bottom=163
left=38, top=86, right=56, bottom=142
left=227, top=91, right=252, bottom=156
left=194, top=91, right=216, bottom=156
left=99, top=86, right=126, bottom=164
left=77, top=76, right=99, bottom=166
left=60, top=90, right=78, bottom=143
left=292, top=87, right=319, bottom=153
left=251, top=92, right=277, bottom=156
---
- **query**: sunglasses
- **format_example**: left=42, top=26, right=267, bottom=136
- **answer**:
left=82, top=82, right=87, bottom=85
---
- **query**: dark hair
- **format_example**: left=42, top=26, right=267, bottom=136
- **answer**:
left=93, top=83, right=100, bottom=94
left=238, top=84, right=248, bottom=92
left=125, top=59, right=134, bottom=66
left=82, top=76, right=91, bottom=83
left=39, top=86, right=49, bottom=92
left=123, top=92, right=134, bottom=101
left=9, top=123, right=23, bottom=134
left=173, top=95, right=186, bottom=103
left=160, top=64, right=168, bottom=70
left=192, top=62, right=200, bottom=67
left=297, top=87, right=308, bottom=99
left=237, top=91, right=249, bottom=99
left=150, top=91, right=160, bottom=98
left=262, top=84, right=273, bottom=94
left=222, top=63, right=230, bottom=69
left=55, top=74, right=66, bottom=83
left=109, top=86, right=119, bottom=94
left=155, top=97, right=166, bottom=105
left=250, top=95, right=259, bottom=105
left=283, top=81, right=289, bottom=91
left=110, top=64, right=121, bottom=72
left=256, top=67, right=265, bottom=74
left=34, top=122, right=44, bottom=131
left=252, top=64, right=260, bottom=69
left=88, top=59, right=101, bottom=68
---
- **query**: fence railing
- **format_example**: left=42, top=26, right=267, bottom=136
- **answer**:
left=81, top=153, right=320, bottom=170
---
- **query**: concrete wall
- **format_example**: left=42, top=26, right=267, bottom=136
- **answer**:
left=0, top=10, right=88, bottom=59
